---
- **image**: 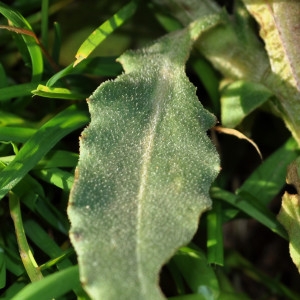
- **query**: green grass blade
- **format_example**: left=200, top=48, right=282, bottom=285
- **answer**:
left=21, top=191, right=69, bottom=234
left=206, top=201, right=224, bottom=265
left=52, top=21, right=61, bottom=64
left=9, top=192, right=43, bottom=282
left=11, top=266, right=80, bottom=300
left=211, top=187, right=288, bottom=239
left=237, top=137, right=299, bottom=206
left=226, top=251, right=300, bottom=300
left=1, top=282, right=26, bottom=300
left=74, top=0, right=138, bottom=65
left=41, top=0, right=49, bottom=49
left=0, top=3, right=43, bottom=81
left=39, top=249, right=73, bottom=271
left=0, top=82, right=42, bottom=101
left=221, top=80, right=273, bottom=128
left=0, top=247, right=6, bottom=289
left=0, top=127, right=36, bottom=143
left=33, top=168, right=74, bottom=191
left=0, top=111, right=36, bottom=127
left=24, top=219, right=72, bottom=269
left=47, top=57, right=122, bottom=87
left=4, top=245, right=24, bottom=277
left=32, top=84, right=87, bottom=100
left=0, top=105, right=89, bottom=200
left=173, top=246, right=219, bottom=298
left=0, top=64, right=7, bottom=88
left=35, top=150, right=78, bottom=169
left=169, top=295, right=209, bottom=300
left=10, top=173, right=70, bottom=234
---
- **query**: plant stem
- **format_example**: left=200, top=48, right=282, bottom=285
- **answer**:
left=9, top=192, right=43, bottom=282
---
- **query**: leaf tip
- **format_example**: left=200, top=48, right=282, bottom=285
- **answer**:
left=74, top=54, right=86, bottom=67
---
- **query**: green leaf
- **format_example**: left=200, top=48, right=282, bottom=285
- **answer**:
left=0, top=127, right=36, bottom=143
left=226, top=251, right=300, bottom=300
left=242, top=0, right=300, bottom=146
left=173, top=246, right=219, bottom=298
left=0, top=63, right=7, bottom=88
left=206, top=201, right=224, bottom=266
left=153, top=0, right=270, bottom=82
left=74, top=1, right=137, bottom=65
left=0, top=82, right=42, bottom=102
left=0, top=247, right=6, bottom=289
left=0, top=3, right=43, bottom=81
left=33, top=168, right=74, bottom=191
left=24, top=219, right=72, bottom=269
left=278, top=157, right=300, bottom=273
left=68, top=16, right=220, bottom=300
left=11, top=266, right=80, bottom=300
left=0, top=105, right=89, bottom=200
left=221, top=80, right=273, bottom=128
left=32, top=84, right=87, bottom=100
left=211, top=187, right=288, bottom=240
left=46, top=57, right=122, bottom=87
left=9, top=192, right=43, bottom=282
left=237, top=137, right=299, bottom=206
left=169, top=294, right=211, bottom=300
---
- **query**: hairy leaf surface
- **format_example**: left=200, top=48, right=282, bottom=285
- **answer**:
left=68, top=17, right=220, bottom=300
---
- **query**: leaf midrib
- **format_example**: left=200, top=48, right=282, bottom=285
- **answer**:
left=135, top=66, right=171, bottom=294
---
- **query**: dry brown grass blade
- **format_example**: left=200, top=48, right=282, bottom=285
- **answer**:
left=213, top=126, right=262, bottom=160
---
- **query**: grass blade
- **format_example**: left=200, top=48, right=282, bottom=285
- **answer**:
left=74, top=1, right=138, bottom=65
left=237, top=137, right=299, bottom=206
left=11, top=266, right=80, bottom=300
left=0, top=82, right=42, bottom=101
left=206, top=201, right=224, bottom=265
left=0, top=105, right=89, bottom=200
left=9, top=192, right=43, bottom=282
left=211, top=187, right=288, bottom=240
left=0, top=3, right=43, bottom=81
left=0, top=127, right=36, bottom=143
left=32, top=84, right=87, bottom=100
left=41, top=0, right=49, bottom=49
left=33, top=168, right=74, bottom=191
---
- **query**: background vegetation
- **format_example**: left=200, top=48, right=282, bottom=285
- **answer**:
left=0, top=0, right=299, bottom=299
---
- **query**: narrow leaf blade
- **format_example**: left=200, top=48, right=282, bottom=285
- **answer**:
left=0, top=3, right=43, bottom=81
left=0, top=105, right=89, bottom=200
left=74, top=1, right=137, bottom=65
left=221, top=80, right=273, bottom=128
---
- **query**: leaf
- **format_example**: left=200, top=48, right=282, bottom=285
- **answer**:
left=211, top=187, right=287, bottom=239
left=11, top=266, right=80, bottom=300
left=68, top=16, right=220, bottom=300
left=0, top=3, right=43, bottom=81
left=173, top=246, right=219, bottom=298
left=0, top=105, right=89, bottom=201
left=74, top=1, right=137, bottom=66
left=32, top=84, right=86, bottom=100
left=278, top=157, right=300, bottom=273
left=242, top=0, right=300, bottom=145
left=237, top=137, right=299, bottom=207
left=152, top=0, right=270, bottom=82
left=221, top=80, right=273, bottom=128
